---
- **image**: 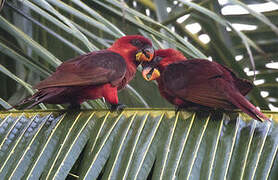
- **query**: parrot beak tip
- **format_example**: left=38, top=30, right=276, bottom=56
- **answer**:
left=136, top=52, right=143, bottom=62
left=142, top=67, right=152, bottom=81
left=142, top=67, right=160, bottom=81
left=136, top=47, right=154, bottom=62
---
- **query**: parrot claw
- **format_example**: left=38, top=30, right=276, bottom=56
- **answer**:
left=175, top=106, right=181, bottom=115
left=110, top=103, right=126, bottom=112
left=68, top=103, right=81, bottom=110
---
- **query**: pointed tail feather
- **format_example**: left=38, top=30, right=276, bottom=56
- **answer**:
left=7, top=87, right=70, bottom=110
left=227, top=91, right=270, bottom=122
left=6, top=96, right=34, bottom=110
left=6, top=91, right=47, bottom=110
left=24, top=93, right=54, bottom=109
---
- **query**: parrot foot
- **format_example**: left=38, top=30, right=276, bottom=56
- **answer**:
left=175, top=106, right=182, bottom=115
left=174, top=106, right=202, bottom=115
left=68, top=103, right=81, bottom=110
left=110, top=103, right=126, bottom=112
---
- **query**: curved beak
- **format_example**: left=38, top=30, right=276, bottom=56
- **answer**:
left=136, top=46, right=154, bottom=62
left=142, top=67, right=160, bottom=81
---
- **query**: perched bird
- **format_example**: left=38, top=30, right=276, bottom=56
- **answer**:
left=142, top=49, right=269, bottom=121
left=12, top=35, right=154, bottom=110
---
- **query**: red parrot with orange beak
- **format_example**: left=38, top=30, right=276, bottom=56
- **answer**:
left=12, top=35, right=154, bottom=110
left=142, top=49, right=269, bottom=122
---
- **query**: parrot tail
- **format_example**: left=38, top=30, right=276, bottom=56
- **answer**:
left=6, top=91, right=48, bottom=110
left=7, top=87, right=67, bottom=110
left=228, top=91, right=270, bottom=122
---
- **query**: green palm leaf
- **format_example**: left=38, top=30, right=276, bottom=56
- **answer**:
left=1, top=0, right=278, bottom=179
left=0, top=110, right=277, bottom=179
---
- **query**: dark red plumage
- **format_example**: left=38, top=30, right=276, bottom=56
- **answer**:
left=12, top=35, right=154, bottom=110
left=142, top=49, right=269, bottom=122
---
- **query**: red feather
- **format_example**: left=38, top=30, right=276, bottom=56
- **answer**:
left=11, top=35, right=153, bottom=109
left=148, top=49, right=269, bottom=122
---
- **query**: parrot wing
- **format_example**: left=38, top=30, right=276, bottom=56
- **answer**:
left=163, top=59, right=268, bottom=121
left=220, top=64, right=254, bottom=95
left=35, top=50, right=126, bottom=89
left=162, top=59, right=237, bottom=109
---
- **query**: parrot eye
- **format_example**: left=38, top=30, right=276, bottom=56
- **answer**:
left=130, top=39, right=143, bottom=47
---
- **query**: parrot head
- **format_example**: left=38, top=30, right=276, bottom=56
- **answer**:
left=111, top=35, right=155, bottom=63
left=142, top=49, right=186, bottom=81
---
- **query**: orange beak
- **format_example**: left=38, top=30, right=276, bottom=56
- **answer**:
left=142, top=67, right=160, bottom=81
left=136, top=47, right=154, bottom=62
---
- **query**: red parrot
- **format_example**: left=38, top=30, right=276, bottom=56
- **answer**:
left=142, top=49, right=269, bottom=122
left=12, top=35, right=154, bottom=110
